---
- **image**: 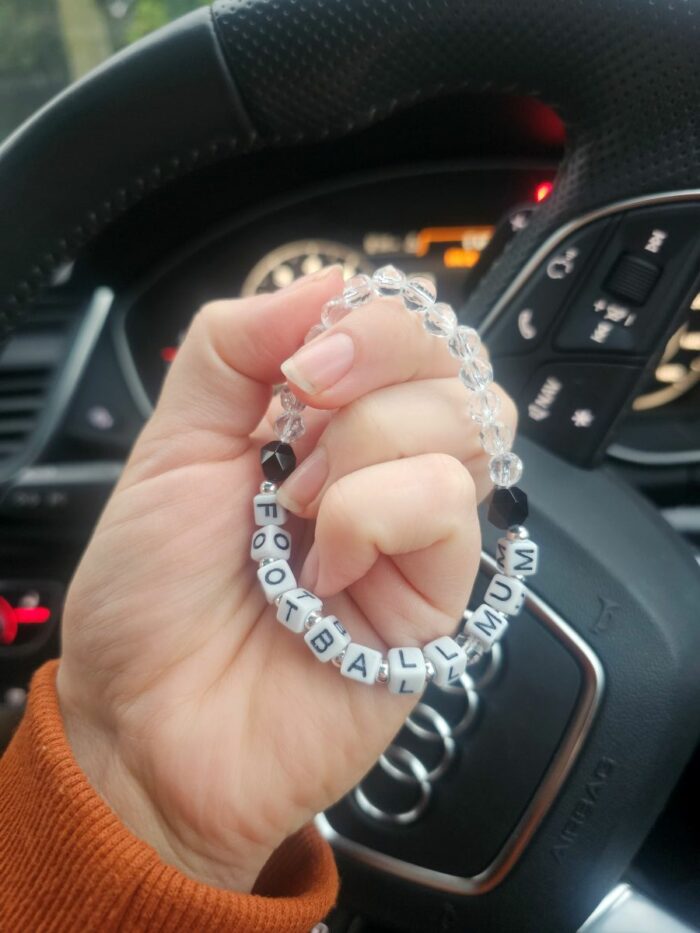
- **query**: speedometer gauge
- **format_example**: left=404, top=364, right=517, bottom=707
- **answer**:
left=241, top=240, right=372, bottom=296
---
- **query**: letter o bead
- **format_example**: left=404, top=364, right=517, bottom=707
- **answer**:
left=250, top=525, right=291, bottom=562
left=256, top=559, right=296, bottom=603
left=423, top=636, right=467, bottom=687
left=304, top=615, right=351, bottom=662
left=340, top=643, right=383, bottom=685
left=387, top=647, right=426, bottom=695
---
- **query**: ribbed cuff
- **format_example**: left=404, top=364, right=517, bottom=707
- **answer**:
left=0, top=661, right=338, bottom=932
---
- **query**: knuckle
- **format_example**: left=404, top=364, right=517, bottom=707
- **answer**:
left=428, top=453, right=476, bottom=506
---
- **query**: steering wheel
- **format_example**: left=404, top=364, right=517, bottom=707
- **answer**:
left=2, top=2, right=700, bottom=930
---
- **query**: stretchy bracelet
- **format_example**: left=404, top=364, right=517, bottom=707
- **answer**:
left=251, top=266, right=539, bottom=693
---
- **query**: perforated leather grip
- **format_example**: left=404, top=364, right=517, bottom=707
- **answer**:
left=2, top=1, right=700, bottom=338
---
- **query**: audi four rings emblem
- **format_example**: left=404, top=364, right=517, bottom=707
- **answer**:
left=354, top=612, right=504, bottom=826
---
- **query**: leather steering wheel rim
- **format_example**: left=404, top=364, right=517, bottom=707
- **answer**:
left=1, top=0, right=700, bottom=341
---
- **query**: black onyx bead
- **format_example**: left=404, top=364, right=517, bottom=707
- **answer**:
left=488, top=486, right=529, bottom=530
left=260, top=442, right=296, bottom=483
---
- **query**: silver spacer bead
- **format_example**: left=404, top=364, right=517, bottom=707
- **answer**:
left=455, top=631, right=467, bottom=647
left=274, top=593, right=284, bottom=606
left=376, top=659, right=390, bottom=684
left=463, top=635, right=485, bottom=667
left=506, top=525, right=529, bottom=541
left=259, top=557, right=276, bottom=567
left=332, top=650, right=347, bottom=668
left=304, top=609, right=323, bottom=631
left=260, top=481, right=278, bottom=494
left=425, top=659, right=437, bottom=682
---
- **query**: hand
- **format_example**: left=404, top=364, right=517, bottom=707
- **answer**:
left=57, top=267, right=516, bottom=892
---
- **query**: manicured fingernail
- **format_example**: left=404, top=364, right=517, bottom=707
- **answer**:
left=300, top=543, right=319, bottom=590
left=281, top=332, right=355, bottom=395
left=284, top=264, right=342, bottom=293
left=277, top=447, right=328, bottom=513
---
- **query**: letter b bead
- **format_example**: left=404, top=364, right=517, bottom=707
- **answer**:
left=304, top=616, right=351, bottom=662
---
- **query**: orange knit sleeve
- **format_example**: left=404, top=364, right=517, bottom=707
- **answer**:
left=0, top=661, right=339, bottom=932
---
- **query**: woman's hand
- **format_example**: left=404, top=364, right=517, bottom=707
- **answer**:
left=57, top=267, right=516, bottom=892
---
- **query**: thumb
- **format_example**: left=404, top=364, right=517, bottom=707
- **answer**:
left=128, top=266, right=344, bottom=474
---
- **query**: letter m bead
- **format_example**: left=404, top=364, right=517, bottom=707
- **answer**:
left=497, top=536, right=539, bottom=577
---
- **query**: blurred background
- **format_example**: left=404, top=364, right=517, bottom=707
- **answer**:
left=0, top=0, right=208, bottom=140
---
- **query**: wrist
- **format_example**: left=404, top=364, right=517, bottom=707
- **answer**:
left=56, top=664, right=276, bottom=893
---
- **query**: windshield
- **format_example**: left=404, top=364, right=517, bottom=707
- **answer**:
left=0, top=0, right=208, bottom=141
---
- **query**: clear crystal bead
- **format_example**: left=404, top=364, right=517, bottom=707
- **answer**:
left=489, top=452, right=523, bottom=488
left=274, top=412, right=306, bottom=443
left=423, top=301, right=458, bottom=338
left=303, top=323, right=327, bottom=344
left=320, top=297, right=350, bottom=328
left=402, top=274, right=437, bottom=312
left=459, top=357, right=493, bottom=391
left=280, top=384, right=305, bottom=413
left=448, top=325, right=481, bottom=360
left=343, top=274, right=375, bottom=307
left=469, top=388, right=501, bottom=424
left=480, top=421, right=513, bottom=456
left=372, top=264, right=406, bottom=296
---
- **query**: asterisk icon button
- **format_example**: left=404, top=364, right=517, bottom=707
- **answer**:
left=571, top=408, right=595, bottom=428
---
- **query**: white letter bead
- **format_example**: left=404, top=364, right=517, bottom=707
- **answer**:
left=250, top=525, right=291, bottom=562
left=423, top=636, right=467, bottom=687
left=496, top=536, right=539, bottom=577
left=256, top=559, right=296, bottom=602
left=304, top=615, right=351, bottom=662
left=484, top=573, right=525, bottom=616
left=253, top=493, right=287, bottom=526
left=465, top=603, right=509, bottom=648
left=340, top=643, right=383, bottom=684
left=387, top=647, right=427, bottom=695
left=276, top=588, right=323, bottom=634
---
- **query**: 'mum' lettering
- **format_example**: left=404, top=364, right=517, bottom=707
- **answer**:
left=475, top=607, right=504, bottom=636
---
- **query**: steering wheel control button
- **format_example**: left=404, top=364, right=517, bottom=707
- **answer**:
left=488, top=222, right=612, bottom=355
left=604, top=253, right=661, bottom=305
left=556, top=204, right=700, bottom=355
left=521, top=363, right=641, bottom=462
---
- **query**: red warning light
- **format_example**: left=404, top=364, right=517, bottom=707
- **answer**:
left=160, top=346, right=178, bottom=363
left=0, top=596, right=51, bottom=646
left=535, top=181, right=554, bottom=204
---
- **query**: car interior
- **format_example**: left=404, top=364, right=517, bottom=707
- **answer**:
left=1, top=1, right=699, bottom=930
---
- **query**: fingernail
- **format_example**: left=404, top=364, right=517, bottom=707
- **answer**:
left=277, top=447, right=328, bottom=513
left=281, top=332, right=355, bottom=395
left=300, top=543, right=319, bottom=590
left=284, top=264, right=342, bottom=293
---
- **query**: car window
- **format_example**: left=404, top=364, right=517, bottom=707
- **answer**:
left=0, top=0, right=209, bottom=141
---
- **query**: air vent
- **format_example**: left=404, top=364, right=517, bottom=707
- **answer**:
left=0, top=290, right=84, bottom=468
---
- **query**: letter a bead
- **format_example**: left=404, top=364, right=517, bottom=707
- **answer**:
left=256, top=559, right=296, bottom=602
left=304, top=615, right=351, bottom=662
left=276, top=588, right=322, bottom=634
left=253, top=493, right=287, bottom=526
left=423, top=636, right=467, bottom=687
left=484, top=573, right=525, bottom=616
left=340, top=643, right=383, bottom=684
left=496, top=536, right=539, bottom=577
left=387, top=647, right=427, bottom=695
left=250, top=525, right=291, bottom=562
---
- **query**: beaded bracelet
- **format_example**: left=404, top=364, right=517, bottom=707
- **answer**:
left=251, top=266, right=539, bottom=693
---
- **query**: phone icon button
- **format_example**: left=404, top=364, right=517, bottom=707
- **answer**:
left=518, top=309, right=538, bottom=341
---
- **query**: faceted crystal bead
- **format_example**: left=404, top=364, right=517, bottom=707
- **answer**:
left=274, top=412, right=305, bottom=443
left=448, top=325, right=481, bottom=360
left=480, top=421, right=513, bottom=456
left=459, top=357, right=493, bottom=391
left=488, top=485, right=529, bottom=529
left=469, top=388, right=501, bottom=424
left=260, top=441, right=297, bottom=483
left=304, top=323, right=326, bottom=344
left=423, top=302, right=458, bottom=338
left=402, top=274, right=437, bottom=312
left=279, top=385, right=305, bottom=413
left=343, top=274, right=375, bottom=307
left=372, top=264, right=406, bottom=296
left=488, top=453, right=523, bottom=489
left=320, top=296, right=351, bottom=328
